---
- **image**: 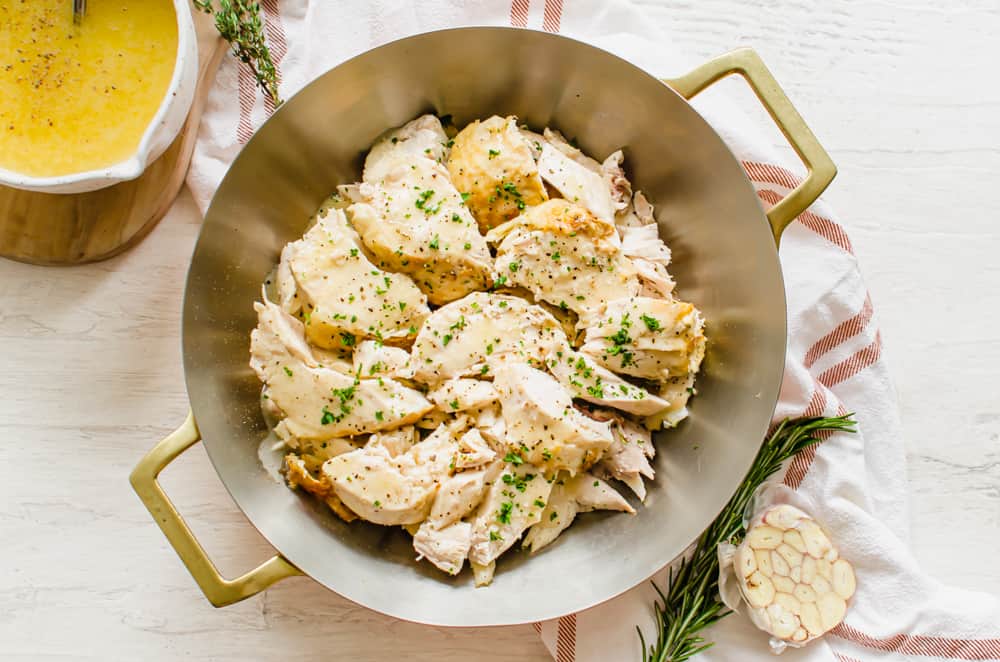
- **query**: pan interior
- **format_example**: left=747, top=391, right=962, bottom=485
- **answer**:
left=183, top=27, right=785, bottom=626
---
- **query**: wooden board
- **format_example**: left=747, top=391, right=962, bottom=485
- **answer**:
left=0, top=18, right=224, bottom=266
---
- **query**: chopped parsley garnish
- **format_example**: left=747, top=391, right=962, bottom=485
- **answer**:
left=450, top=315, right=467, bottom=331
left=375, top=410, right=384, bottom=421
left=415, top=189, right=435, bottom=210
left=541, top=449, right=552, bottom=461
left=503, top=451, right=524, bottom=465
left=641, top=314, right=662, bottom=332
left=587, top=383, right=605, bottom=398
left=339, top=331, right=357, bottom=347
left=442, top=333, right=453, bottom=346
left=480, top=364, right=490, bottom=375
left=485, top=343, right=494, bottom=355
left=533, top=499, right=546, bottom=508
left=283, top=366, right=293, bottom=377
left=497, top=501, right=513, bottom=524
left=451, top=213, right=462, bottom=223
left=349, top=248, right=359, bottom=257
left=320, top=406, right=336, bottom=425
left=492, top=274, right=508, bottom=289
left=429, top=235, right=440, bottom=250
left=593, top=480, right=600, bottom=487
left=508, top=261, right=521, bottom=273
left=488, top=148, right=500, bottom=159
left=448, top=399, right=459, bottom=410
left=460, top=192, right=472, bottom=202
left=549, top=511, right=558, bottom=521
left=464, top=242, right=472, bottom=250
left=374, top=500, right=381, bottom=507
left=399, top=302, right=407, bottom=312
left=489, top=530, right=503, bottom=541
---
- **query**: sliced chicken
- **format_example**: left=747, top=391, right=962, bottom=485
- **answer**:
left=468, top=461, right=554, bottom=566
left=366, top=425, right=419, bottom=457
left=351, top=157, right=492, bottom=305
left=471, top=561, right=495, bottom=587
left=427, top=377, right=500, bottom=412
left=410, top=292, right=565, bottom=383
left=447, top=115, right=548, bottom=231
left=621, top=223, right=676, bottom=298
left=284, top=454, right=359, bottom=523
left=647, top=372, right=699, bottom=429
left=323, top=444, right=436, bottom=525
left=323, top=422, right=460, bottom=525
left=427, top=461, right=501, bottom=528
left=364, top=114, right=450, bottom=182
left=286, top=208, right=429, bottom=349
left=601, top=150, right=632, bottom=214
left=596, top=417, right=656, bottom=501
left=487, top=200, right=641, bottom=323
left=580, top=296, right=706, bottom=382
left=492, top=362, right=613, bottom=474
left=353, top=340, right=412, bottom=379
left=537, top=139, right=616, bottom=223
left=523, top=473, right=634, bottom=553
left=250, top=299, right=433, bottom=439
left=413, top=520, right=473, bottom=575
left=546, top=346, right=671, bottom=417
left=453, top=428, right=497, bottom=470
left=274, top=242, right=302, bottom=315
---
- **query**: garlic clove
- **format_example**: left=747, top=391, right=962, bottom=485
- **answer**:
left=801, top=556, right=817, bottom=584
left=777, top=543, right=804, bottom=568
left=818, top=592, right=847, bottom=631
left=743, top=571, right=776, bottom=608
left=798, top=519, right=832, bottom=558
left=799, top=602, right=823, bottom=635
left=773, top=574, right=795, bottom=594
left=832, top=559, right=857, bottom=599
left=765, top=504, right=804, bottom=529
left=794, top=583, right=817, bottom=603
left=766, top=603, right=799, bottom=639
left=737, top=544, right=757, bottom=578
left=747, top=525, right=783, bottom=550
left=755, top=548, right=773, bottom=576
left=771, top=549, right=790, bottom=576
left=784, top=529, right=807, bottom=554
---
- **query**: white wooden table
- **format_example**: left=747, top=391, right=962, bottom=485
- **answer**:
left=2, top=2, right=998, bottom=660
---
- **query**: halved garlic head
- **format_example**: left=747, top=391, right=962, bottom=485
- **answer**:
left=736, top=504, right=856, bottom=645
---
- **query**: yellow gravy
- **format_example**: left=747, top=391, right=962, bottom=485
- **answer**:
left=0, top=0, right=178, bottom=178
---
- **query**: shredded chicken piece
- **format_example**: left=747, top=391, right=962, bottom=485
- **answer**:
left=523, top=473, right=634, bottom=553
left=447, top=115, right=548, bottom=231
left=487, top=200, right=641, bottom=322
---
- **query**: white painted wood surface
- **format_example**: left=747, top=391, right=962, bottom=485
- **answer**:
left=1, top=2, right=997, bottom=660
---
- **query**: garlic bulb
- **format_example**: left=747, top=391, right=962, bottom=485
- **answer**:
left=727, top=504, right=856, bottom=647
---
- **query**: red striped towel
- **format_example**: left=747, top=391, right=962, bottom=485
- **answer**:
left=186, top=2, right=1000, bottom=660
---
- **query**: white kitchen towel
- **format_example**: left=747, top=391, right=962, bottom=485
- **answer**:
left=186, top=1, right=1000, bottom=660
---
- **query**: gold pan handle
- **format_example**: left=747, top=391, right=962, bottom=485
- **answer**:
left=664, top=47, right=837, bottom=246
left=129, top=412, right=301, bottom=607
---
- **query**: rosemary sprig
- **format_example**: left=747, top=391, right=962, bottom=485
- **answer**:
left=639, top=414, right=857, bottom=662
left=194, top=0, right=282, bottom=106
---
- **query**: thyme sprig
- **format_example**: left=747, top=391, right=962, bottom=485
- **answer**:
left=194, top=0, right=282, bottom=106
left=639, top=414, right=857, bottom=662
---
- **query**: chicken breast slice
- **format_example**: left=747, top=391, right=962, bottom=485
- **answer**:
left=323, top=421, right=460, bottom=525
left=468, top=461, right=554, bottom=566
left=595, top=417, right=656, bottom=501
left=323, top=444, right=437, bottom=525
left=620, top=223, right=676, bottom=298
left=453, top=428, right=498, bottom=470
left=250, top=299, right=433, bottom=439
left=537, top=142, right=616, bottom=223
left=410, top=291, right=566, bottom=383
left=352, top=340, right=412, bottom=379
left=546, top=345, right=671, bottom=418
left=286, top=208, right=430, bottom=350
left=351, top=157, right=492, bottom=305
left=487, top=200, right=641, bottom=323
left=447, top=115, right=548, bottom=231
left=284, top=454, right=358, bottom=523
left=413, top=520, right=473, bottom=576
left=492, top=362, right=613, bottom=474
left=427, top=460, right=501, bottom=528
left=366, top=425, right=419, bottom=457
left=580, top=296, right=706, bottom=382
left=364, top=114, right=450, bottom=182
left=523, top=473, right=634, bottom=553
left=427, top=377, right=500, bottom=412
left=646, top=372, right=699, bottom=429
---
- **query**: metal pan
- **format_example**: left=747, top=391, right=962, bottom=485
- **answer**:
left=131, top=27, right=834, bottom=627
